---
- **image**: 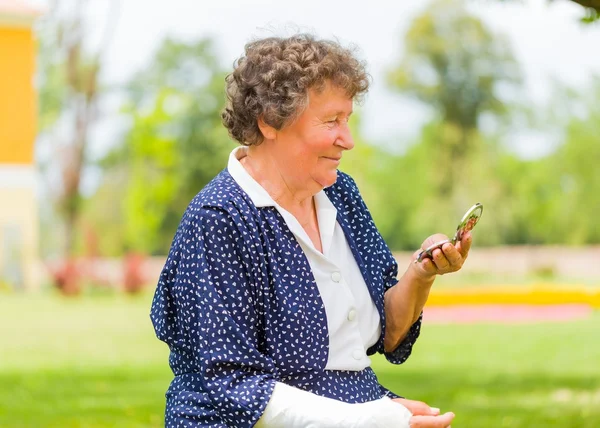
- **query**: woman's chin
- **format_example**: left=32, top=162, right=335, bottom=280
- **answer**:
left=319, top=171, right=339, bottom=188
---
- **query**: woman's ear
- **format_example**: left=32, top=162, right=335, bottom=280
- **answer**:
left=257, top=117, right=277, bottom=140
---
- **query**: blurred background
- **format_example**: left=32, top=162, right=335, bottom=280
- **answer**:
left=1, top=0, right=599, bottom=426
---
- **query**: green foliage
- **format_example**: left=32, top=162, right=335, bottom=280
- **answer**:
left=345, top=77, right=600, bottom=250
left=35, top=3, right=112, bottom=259
left=388, top=0, right=521, bottom=131
left=344, top=0, right=600, bottom=250
left=81, top=2, right=600, bottom=255
left=581, top=8, right=600, bottom=23
left=37, top=36, right=67, bottom=132
left=378, top=0, right=524, bottom=250
left=94, top=38, right=235, bottom=255
left=544, top=77, right=600, bottom=244
left=355, top=120, right=510, bottom=250
left=490, top=77, right=600, bottom=246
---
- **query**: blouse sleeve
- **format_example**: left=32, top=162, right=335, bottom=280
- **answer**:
left=150, top=205, right=277, bottom=427
left=340, top=173, right=422, bottom=365
left=377, top=244, right=423, bottom=365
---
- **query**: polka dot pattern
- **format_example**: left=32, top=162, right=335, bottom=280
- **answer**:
left=150, top=170, right=422, bottom=427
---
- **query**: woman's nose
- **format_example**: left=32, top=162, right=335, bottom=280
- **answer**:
left=335, top=123, right=355, bottom=150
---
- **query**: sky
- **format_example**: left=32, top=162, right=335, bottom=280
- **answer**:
left=33, top=0, right=600, bottom=169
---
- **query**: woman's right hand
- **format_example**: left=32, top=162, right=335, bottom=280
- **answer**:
left=409, top=413, right=455, bottom=428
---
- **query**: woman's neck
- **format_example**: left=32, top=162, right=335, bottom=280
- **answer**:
left=240, top=145, right=323, bottom=251
left=240, top=145, right=316, bottom=217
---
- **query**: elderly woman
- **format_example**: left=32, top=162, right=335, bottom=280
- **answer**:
left=151, top=34, right=470, bottom=428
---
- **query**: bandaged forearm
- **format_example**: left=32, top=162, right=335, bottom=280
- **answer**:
left=256, top=382, right=412, bottom=428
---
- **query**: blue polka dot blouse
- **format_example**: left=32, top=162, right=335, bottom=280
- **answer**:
left=150, top=169, right=422, bottom=427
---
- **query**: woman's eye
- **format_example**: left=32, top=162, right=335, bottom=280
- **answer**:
left=325, top=116, right=350, bottom=127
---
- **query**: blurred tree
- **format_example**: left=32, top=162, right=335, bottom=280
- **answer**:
left=554, top=0, right=600, bottom=18
left=494, top=154, right=557, bottom=245
left=388, top=0, right=521, bottom=196
left=380, top=0, right=522, bottom=248
left=546, top=76, right=600, bottom=243
left=37, top=0, right=119, bottom=258
left=339, top=113, right=413, bottom=246
left=570, top=0, right=600, bottom=9
left=579, top=6, right=600, bottom=23
left=98, top=38, right=235, bottom=255
left=492, top=77, right=600, bottom=246
left=498, top=0, right=600, bottom=21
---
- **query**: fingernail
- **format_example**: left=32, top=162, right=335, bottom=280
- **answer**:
left=431, top=407, right=440, bottom=415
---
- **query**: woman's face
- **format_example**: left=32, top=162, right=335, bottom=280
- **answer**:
left=268, top=83, right=355, bottom=193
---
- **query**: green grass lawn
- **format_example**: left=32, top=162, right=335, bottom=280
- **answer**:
left=1, top=291, right=598, bottom=427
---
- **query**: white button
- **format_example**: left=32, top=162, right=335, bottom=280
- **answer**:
left=331, top=271, right=341, bottom=283
left=347, top=308, right=357, bottom=321
left=352, top=348, right=363, bottom=360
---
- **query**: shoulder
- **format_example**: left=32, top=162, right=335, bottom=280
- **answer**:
left=190, top=169, right=251, bottom=211
left=177, top=169, right=257, bottom=242
left=324, top=170, right=365, bottom=211
left=328, top=170, right=359, bottom=194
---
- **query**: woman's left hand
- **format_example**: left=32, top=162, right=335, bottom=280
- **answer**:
left=392, top=398, right=440, bottom=416
left=393, top=398, right=455, bottom=428
left=412, top=231, right=472, bottom=278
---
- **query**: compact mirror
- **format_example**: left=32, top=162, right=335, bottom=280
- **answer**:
left=415, top=203, right=483, bottom=263
left=451, top=202, right=483, bottom=245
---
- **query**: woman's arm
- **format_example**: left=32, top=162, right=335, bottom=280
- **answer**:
left=258, top=384, right=456, bottom=428
left=151, top=206, right=279, bottom=427
left=383, top=263, right=435, bottom=352
left=257, top=382, right=412, bottom=428
left=383, top=232, right=472, bottom=352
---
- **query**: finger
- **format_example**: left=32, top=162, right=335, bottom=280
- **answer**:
left=441, top=243, right=462, bottom=267
left=431, top=248, right=450, bottom=271
left=410, top=412, right=455, bottom=428
left=439, top=412, right=455, bottom=427
left=420, top=257, right=438, bottom=275
left=455, top=231, right=472, bottom=259
left=393, top=398, right=438, bottom=416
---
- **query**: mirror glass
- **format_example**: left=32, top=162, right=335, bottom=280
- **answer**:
left=451, top=203, right=483, bottom=244
left=415, top=203, right=483, bottom=263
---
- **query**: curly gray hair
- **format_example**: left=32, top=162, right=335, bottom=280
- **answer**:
left=221, top=34, right=370, bottom=146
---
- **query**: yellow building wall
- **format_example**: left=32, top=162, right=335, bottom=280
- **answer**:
left=0, top=25, right=36, bottom=164
left=0, top=16, right=39, bottom=290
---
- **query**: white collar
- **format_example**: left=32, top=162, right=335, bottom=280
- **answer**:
left=227, top=146, right=337, bottom=211
left=227, top=146, right=276, bottom=208
left=227, top=146, right=338, bottom=255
